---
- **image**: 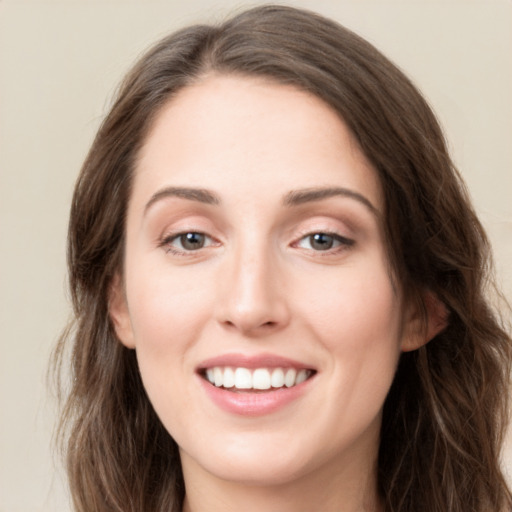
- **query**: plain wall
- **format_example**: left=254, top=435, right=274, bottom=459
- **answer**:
left=1, top=1, right=511, bottom=510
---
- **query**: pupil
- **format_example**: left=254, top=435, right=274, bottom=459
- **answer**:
left=181, top=232, right=204, bottom=250
left=310, top=233, right=333, bottom=250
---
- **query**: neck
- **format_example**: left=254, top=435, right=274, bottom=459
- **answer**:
left=180, top=449, right=383, bottom=512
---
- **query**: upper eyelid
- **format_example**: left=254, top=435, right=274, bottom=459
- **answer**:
left=294, top=231, right=354, bottom=246
left=157, top=224, right=354, bottom=243
left=161, top=230, right=215, bottom=243
left=292, top=223, right=354, bottom=240
left=158, top=221, right=216, bottom=239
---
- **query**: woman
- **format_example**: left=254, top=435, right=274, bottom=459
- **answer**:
left=54, top=5, right=512, bottom=511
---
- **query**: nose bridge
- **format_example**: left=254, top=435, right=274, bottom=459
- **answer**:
left=218, top=231, right=289, bottom=334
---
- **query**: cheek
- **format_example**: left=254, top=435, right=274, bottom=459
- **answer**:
left=307, top=264, right=401, bottom=350
left=122, top=265, right=214, bottom=429
left=306, top=264, right=402, bottom=435
left=126, top=262, right=214, bottom=355
left=302, top=259, right=403, bottom=408
left=124, top=265, right=215, bottom=432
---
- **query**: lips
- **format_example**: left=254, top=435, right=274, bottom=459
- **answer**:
left=196, top=353, right=316, bottom=415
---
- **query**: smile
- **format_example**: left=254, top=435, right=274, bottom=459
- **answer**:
left=196, top=353, right=317, bottom=415
left=203, top=367, right=314, bottom=390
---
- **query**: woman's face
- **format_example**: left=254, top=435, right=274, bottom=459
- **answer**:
left=111, top=75, right=415, bottom=488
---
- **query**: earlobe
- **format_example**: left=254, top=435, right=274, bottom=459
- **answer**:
left=401, top=290, right=449, bottom=352
left=108, top=274, right=136, bottom=349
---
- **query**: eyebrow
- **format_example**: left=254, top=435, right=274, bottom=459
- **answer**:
left=144, top=185, right=378, bottom=217
left=283, top=187, right=378, bottom=216
left=144, top=186, right=220, bottom=213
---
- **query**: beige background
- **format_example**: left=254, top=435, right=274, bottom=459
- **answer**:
left=1, top=1, right=511, bottom=510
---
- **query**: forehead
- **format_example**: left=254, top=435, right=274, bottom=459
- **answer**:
left=133, top=74, right=382, bottom=211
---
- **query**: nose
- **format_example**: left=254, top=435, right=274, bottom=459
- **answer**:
left=216, top=244, right=291, bottom=336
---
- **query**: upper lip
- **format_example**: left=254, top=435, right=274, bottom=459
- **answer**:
left=197, top=352, right=315, bottom=371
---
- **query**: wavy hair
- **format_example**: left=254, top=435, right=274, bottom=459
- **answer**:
left=53, top=5, right=512, bottom=511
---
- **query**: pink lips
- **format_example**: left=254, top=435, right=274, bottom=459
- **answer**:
left=197, top=352, right=313, bottom=371
left=196, top=352, right=316, bottom=416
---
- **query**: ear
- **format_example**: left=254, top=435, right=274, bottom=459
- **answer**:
left=108, top=273, right=136, bottom=349
left=401, top=290, right=449, bottom=352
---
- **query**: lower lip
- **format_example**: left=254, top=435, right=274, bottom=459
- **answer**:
left=198, top=375, right=313, bottom=416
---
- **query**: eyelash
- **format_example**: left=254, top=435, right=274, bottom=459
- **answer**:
left=293, top=231, right=355, bottom=253
left=159, top=230, right=354, bottom=256
left=159, top=231, right=217, bottom=255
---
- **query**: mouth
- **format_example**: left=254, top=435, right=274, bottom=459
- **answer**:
left=196, top=354, right=317, bottom=415
left=199, top=366, right=316, bottom=392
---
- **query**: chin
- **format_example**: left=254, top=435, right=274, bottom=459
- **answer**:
left=180, top=432, right=316, bottom=486
left=205, top=457, right=309, bottom=486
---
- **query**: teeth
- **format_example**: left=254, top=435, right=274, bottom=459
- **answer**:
left=204, top=366, right=312, bottom=390
left=234, top=368, right=252, bottom=389
left=214, top=367, right=223, bottom=387
left=253, top=369, right=271, bottom=390
left=270, top=368, right=284, bottom=388
left=284, top=368, right=297, bottom=388
left=296, top=369, right=308, bottom=385
left=223, top=367, right=235, bottom=388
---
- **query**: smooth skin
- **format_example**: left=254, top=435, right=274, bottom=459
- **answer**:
left=110, top=75, right=445, bottom=512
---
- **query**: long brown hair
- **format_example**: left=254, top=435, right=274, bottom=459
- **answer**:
left=54, top=5, right=512, bottom=511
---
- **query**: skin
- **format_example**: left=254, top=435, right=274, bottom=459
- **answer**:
left=110, top=75, right=437, bottom=512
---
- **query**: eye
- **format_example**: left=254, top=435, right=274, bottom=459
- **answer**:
left=296, top=232, right=354, bottom=251
left=162, top=232, right=214, bottom=252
